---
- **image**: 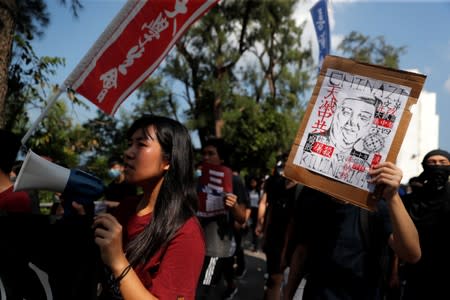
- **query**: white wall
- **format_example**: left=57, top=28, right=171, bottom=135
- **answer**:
left=396, top=90, right=439, bottom=183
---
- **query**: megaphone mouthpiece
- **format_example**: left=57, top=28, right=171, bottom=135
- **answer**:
left=14, top=150, right=105, bottom=217
left=14, top=150, right=70, bottom=193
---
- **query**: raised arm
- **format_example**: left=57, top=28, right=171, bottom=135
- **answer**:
left=368, top=162, right=421, bottom=263
left=255, top=192, right=267, bottom=236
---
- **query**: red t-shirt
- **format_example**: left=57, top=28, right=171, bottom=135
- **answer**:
left=117, top=197, right=205, bottom=299
left=0, top=186, right=32, bottom=213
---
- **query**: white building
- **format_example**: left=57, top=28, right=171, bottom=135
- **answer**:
left=396, top=90, right=439, bottom=184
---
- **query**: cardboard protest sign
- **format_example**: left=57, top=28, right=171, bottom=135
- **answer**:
left=197, top=163, right=232, bottom=217
left=284, top=55, right=426, bottom=210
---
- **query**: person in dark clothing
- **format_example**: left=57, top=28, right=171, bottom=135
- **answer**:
left=283, top=161, right=421, bottom=300
left=257, top=157, right=300, bottom=300
left=247, top=176, right=262, bottom=252
left=400, top=149, right=450, bottom=300
left=229, top=169, right=252, bottom=280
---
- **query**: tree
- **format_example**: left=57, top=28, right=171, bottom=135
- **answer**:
left=79, top=110, right=129, bottom=176
left=221, top=95, right=299, bottom=173
left=337, top=31, right=406, bottom=68
left=0, top=0, right=82, bottom=129
left=25, top=98, right=80, bottom=168
left=132, top=76, right=180, bottom=121
left=0, top=0, right=48, bottom=128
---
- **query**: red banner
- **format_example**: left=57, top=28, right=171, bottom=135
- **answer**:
left=197, top=163, right=233, bottom=218
left=64, top=0, right=219, bottom=115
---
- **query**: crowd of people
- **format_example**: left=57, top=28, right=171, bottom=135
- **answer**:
left=0, top=115, right=449, bottom=300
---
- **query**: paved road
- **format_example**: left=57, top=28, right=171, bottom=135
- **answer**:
left=211, top=236, right=268, bottom=300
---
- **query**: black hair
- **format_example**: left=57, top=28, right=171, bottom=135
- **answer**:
left=0, top=130, right=21, bottom=174
left=202, top=137, right=230, bottom=166
left=422, top=149, right=450, bottom=168
left=344, top=95, right=380, bottom=106
left=125, top=115, right=198, bottom=267
left=107, top=156, right=123, bottom=167
left=12, top=160, right=24, bottom=175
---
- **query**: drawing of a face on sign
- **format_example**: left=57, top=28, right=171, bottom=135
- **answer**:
left=287, top=57, right=424, bottom=203
left=293, top=67, right=412, bottom=191
left=329, top=94, right=381, bottom=153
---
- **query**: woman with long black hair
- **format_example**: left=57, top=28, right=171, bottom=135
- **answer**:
left=94, top=115, right=205, bottom=299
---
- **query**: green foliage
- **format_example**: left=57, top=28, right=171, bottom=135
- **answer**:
left=7, top=38, right=66, bottom=131
left=4, top=0, right=67, bottom=131
left=337, top=31, right=406, bottom=68
left=133, top=76, right=179, bottom=120
left=14, top=0, right=50, bottom=39
left=221, top=95, right=302, bottom=174
left=3, top=0, right=84, bottom=132
left=58, top=0, right=83, bottom=18
left=24, top=99, right=79, bottom=168
left=79, top=110, right=129, bottom=176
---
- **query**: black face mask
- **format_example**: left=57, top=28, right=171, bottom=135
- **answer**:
left=422, top=165, right=450, bottom=191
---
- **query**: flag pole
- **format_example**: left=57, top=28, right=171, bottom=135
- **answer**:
left=22, top=1, right=137, bottom=147
left=21, top=86, right=65, bottom=146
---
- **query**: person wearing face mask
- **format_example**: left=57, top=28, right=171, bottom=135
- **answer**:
left=103, top=157, right=138, bottom=213
left=400, top=149, right=450, bottom=300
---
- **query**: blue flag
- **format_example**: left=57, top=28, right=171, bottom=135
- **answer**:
left=310, top=0, right=331, bottom=70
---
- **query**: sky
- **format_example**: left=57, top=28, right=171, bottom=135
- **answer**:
left=31, top=0, right=450, bottom=151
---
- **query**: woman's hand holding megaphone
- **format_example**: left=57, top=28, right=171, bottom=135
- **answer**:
left=92, top=213, right=128, bottom=275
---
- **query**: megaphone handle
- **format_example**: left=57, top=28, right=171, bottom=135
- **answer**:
left=62, top=196, right=95, bottom=220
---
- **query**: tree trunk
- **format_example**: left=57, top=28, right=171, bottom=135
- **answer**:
left=0, top=0, right=16, bottom=129
left=214, top=95, right=223, bottom=138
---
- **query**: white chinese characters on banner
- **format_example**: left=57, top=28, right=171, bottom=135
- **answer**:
left=97, top=2, right=178, bottom=104
left=293, top=68, right=411, bottom=191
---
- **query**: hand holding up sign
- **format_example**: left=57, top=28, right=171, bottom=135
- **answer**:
left=224, top=193, right=237, bottom=209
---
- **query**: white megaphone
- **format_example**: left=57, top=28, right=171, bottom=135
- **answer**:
left=14, top=150, right=105, bottom=217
